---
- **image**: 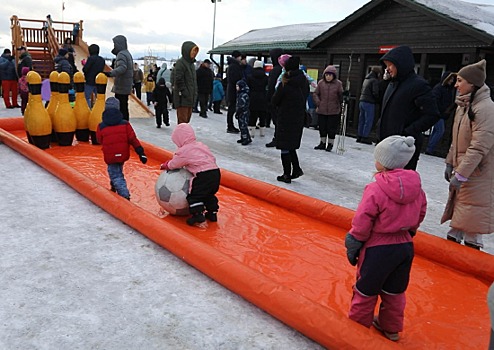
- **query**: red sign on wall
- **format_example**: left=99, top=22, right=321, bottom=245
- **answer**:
left=378, top=45, right=397, bottom=54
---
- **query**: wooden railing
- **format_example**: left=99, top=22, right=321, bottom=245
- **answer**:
left=10, top=15, right=84, bottom=78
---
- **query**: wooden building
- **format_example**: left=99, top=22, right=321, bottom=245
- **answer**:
left=309, top=0, right=494, bottom=153
left=209, top=0, right=494, bottom=154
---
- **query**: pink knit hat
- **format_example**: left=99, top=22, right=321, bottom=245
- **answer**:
left=278, top=54, right=291, bottom=68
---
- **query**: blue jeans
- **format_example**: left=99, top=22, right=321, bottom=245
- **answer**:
left=358, top=101, right=375, bottom=137
left=84, top=84, right=97, bottom=108
left=426, top=119, right=445, bottom=153
left=108, top=163, right=130, bottom=199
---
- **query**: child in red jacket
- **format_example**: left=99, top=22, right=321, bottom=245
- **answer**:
left=96, top=97, right=147, bottom=200
left=345, top=135, right=427, bottom=342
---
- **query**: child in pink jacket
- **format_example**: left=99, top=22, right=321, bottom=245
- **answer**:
left=345, top=135, right=427, bottom=342
left=160, top=123, right=221, bottom=225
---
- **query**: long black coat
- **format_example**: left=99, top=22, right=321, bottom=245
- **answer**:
left=247, top=67, right=268, bottom=111
left=378, top=45, right=439, bottom=168
left=196, top=65, right=214, bottom=94
left=272, top=70, right=308, bottom=150
left=226, top=57, right=242, bottom=104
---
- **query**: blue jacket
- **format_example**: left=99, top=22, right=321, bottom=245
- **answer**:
left=0, top=54, right=17, bottom=80
left=212, top=79, right=225, bottom=102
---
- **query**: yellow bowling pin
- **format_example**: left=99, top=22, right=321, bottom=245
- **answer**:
left=24, top=71, right=52, bottom=149
left=46, top=71, right=59, bottom=142
left=73, top=72, right=90, bottom=141
left=88, top=72, right=108, bottom=145
left=53, top=72, right=77, bottom=146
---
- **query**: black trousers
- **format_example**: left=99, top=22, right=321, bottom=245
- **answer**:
left=318, top=113, right=340, bottom=139
left=249, top=110, right=267, bottom=127
left=187, top=169, right=221, bottom=214
left=155, top=104, right=169, bottom=126
left=115, top=94, right=130, bottom=121
left=198, top=93, right=210, bottom=116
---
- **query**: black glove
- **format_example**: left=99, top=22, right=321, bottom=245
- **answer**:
left=103, top=71, right=112, bottom=77
left=345, top=233, right=364, bottom=266
left=135, top=146, right=147, bottom=164
left=444, top=163, right=453, bottom=182
left=139, top=154, right=148, bottom=164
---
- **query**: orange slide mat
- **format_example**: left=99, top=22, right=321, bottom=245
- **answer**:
left=1, top=117, right=492, bottom=349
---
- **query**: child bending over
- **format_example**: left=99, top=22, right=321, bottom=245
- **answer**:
left=160, top=123, right=221, bottom=225
left=345, top=135, right=427, bottom=341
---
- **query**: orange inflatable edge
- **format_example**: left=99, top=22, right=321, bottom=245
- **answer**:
left=1, top=117, right=492, bottom=348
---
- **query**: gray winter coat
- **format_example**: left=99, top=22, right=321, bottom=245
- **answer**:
left=359, top=71, right=380, bottom=104
left=109, top=35, right=134, bottom=95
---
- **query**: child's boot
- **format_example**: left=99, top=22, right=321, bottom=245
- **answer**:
left=205, top=211, right=218, bottom=222
left=186, top=213, right=206, bottom=226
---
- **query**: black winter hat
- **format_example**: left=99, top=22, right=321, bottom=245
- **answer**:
left=284, top=56, right=300, bottom=72
left=231, top=50, right=241, bottom=58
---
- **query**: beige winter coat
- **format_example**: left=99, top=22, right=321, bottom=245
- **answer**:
left=445, top=84, right=494, bottom=234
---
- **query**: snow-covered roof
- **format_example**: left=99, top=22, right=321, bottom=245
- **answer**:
left=209, top=22, right=336, bottom=54
left=414, top=0, right=494, bottom=37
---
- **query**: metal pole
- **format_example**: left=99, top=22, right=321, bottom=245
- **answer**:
left=212, top=0, right=217, bottom=50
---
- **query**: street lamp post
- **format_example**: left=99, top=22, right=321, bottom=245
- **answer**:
left=211, top=0, right=221, bottom=50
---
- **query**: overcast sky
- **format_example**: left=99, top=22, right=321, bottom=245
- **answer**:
left=1, top=0, right=493, bottom=61
left=1, top=0, right=371, bottom=60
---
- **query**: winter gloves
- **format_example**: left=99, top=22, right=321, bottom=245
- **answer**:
left=160, top=160, right=170, bottom=171
left=345, top=233, right=364, bottom=266
left=135, top=146, right=147, bottom=164
left=444, top=163, right=453, bottom=182
left=449, top=175, right=467, bottom=192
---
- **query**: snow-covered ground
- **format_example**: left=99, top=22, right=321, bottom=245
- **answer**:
left=0, top=96, right=492, bottom=349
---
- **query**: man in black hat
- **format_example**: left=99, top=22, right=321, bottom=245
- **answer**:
left=225, top=50, right=242, bottom=133
left=17, top=46, right=32, bottom=78
left=196, top=59, right=214, bottom=118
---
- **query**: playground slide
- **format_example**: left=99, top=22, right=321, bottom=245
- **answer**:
left=1, top=117, right=492, bottom=349
left=71, top=44, right=154, bottom=119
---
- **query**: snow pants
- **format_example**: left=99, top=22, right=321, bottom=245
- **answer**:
left=349, top=242, right=414, bottom=332
left=187, top=169, right=221, bottom=215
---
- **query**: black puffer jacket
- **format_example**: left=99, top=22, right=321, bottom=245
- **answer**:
left=83, top=44, right=105, bottom=86
left=247, top=67, right=268, bottom=111
left=196, top=65, right=214, bottom=94
left=359, top=70, right=380, bottom=104
left=378, top=46, right=439, bottom=168
left=272, top=69, right=308, bottom=150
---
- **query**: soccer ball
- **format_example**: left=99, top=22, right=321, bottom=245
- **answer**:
left=155, top=168, right=192, bottom=216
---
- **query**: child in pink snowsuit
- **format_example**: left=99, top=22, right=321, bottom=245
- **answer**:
left=345, top=135, right=427, bottom=341
left=160, top=123, right=221, bottom=226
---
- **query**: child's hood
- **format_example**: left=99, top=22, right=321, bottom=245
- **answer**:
left=102, top=108, right=124, bottom=126
left=171, top=123, right=196, bottom=147
left=236, top=79, right=249, bottom=93
left=375, top=169, right=422, bottom=204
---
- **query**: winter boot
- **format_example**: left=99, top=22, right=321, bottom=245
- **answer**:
left=259, top=127, right=265, bottom=137
left=290, top=151, right=303, bottom=179
left=373, top=317, right=399, bottom=342
left=186, top=213, right=206, bottom=226
left=265, top=138, right=276, bottom=147
left=277, top=153, right=292, bottom=183
left=241, top=138, right=252, bottom=146
left=314, top=137, right=327, bottom=150
left=326, top=139, right=335, bottom=152
left=205, top=211, right=218, bottom=222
